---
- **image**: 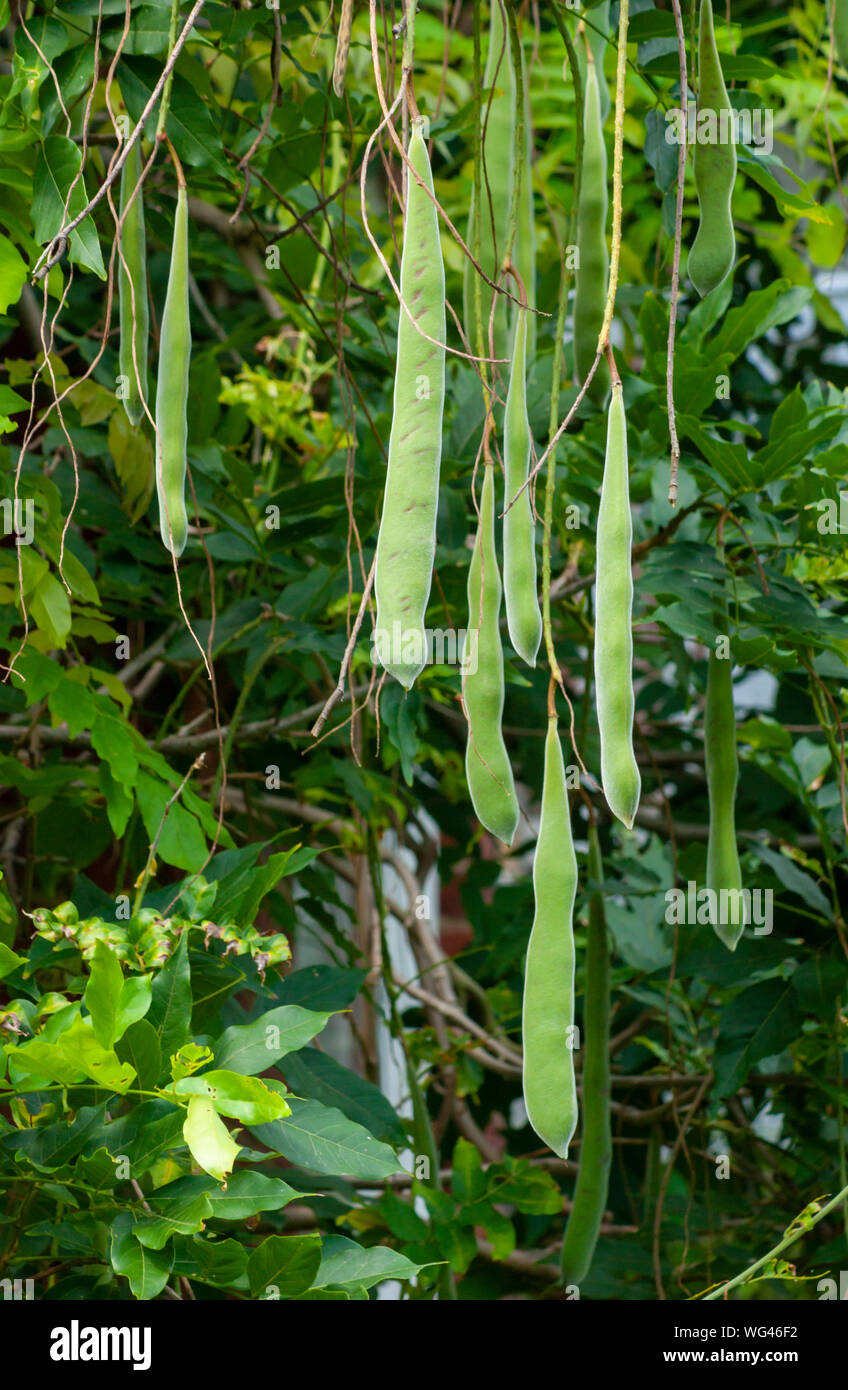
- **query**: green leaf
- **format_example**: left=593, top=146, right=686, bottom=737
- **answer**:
left=451, top=1137, right=487, bottom=1204
left=0, top=234, right=27, bottom=315
left=205, top=1170, right=300, bottom=1221
left=136, top=772, right=209, bottom=872
left=281, top=1048, right=405, bottom=1146
left=182, top=1095, right=241, bottom=1182
left=134, top=1185, right=213, bottom=1250
left=173, top=1235, right=248, bottom=1289
left=251, top=1099, right=402, bottom=1179
left=32, top=136, right=106, bottom=278
left=91, top=712, right=140, bottom=789
left=115, top=1019, right=162, bottom=1093
left=0, top=942, right=25, bottom=981
left=312, top=1235, right=422, bottom=1291
left=30, top=571, right=72, bottom=648
left=714, top=980, right=803, bottom=1097
left=9, top=1016, right=135, bottom=1093
left=752, top=845, right=831, bottom=918
left=110, top=1212, right=173, bottom=1299
left=247, top=1233, right=322, bottom=1298
left=84, top=939, right=124, bottom=1047
left=107, top=410, right=154, bottom=521
left=84, top=939, right=151, bottom=1045
left=213, top=1005, right=331, bottom=1076
left=174, top=1070, right=291, bottom=1124
left=275, top=964, right=366, bottom=1012
left=147, top=932, right=192, bottom=1067
left=4, top=1104, right=108, bottom=1168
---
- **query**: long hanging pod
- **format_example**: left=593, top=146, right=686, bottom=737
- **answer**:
left=561, top=822, right=612, bottom=1287
left=503, top=309, right=541, bottom=665
left=688, top=0, right=736, bottom=296
left=522, top=706, right=578, bottom=1158
left=594, top=377, right=640, bottom=827
left=573, top=59, right=610, bottom=404
left=463, top=0, right=514, bottom=360
left=463, top=464, right=520, bottom=845
left=154, top=182, right=190, bottom=557
left=373, top=118, right=446, bottom=688
left=705, top=556, right=746, bottom=950
left=117, top=130, right=149, bottom=428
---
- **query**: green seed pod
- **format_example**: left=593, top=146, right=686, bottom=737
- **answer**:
left=155, top=183, right=191, bottom=557
left=705, top=595, right=745, bottom=950
left=836, top=0, right=848, bottom=68
left=594, top=382, right=640, bottom=828
left=573, top=62, right=610, bottom=404
left=688, top=0, right=736, bottom=297
left=561, top=821, right=612, bottom=1286
left=503, top=310, right=541, bottom=666
left=117, top=132, right=149, bottom=428
left=522, top=714, right=578, bottom=1158
left=463, top=1, right=514, bottom=361
left=374, top=118, right=446, bottom=688
left=463, top=463, right=519, bottom=845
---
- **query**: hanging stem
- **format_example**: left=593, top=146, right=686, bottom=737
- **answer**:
left=667, top=0, right=688, bottom=507
left=155, top=0, right=183, bottom=141
left=541, top=7, right=584, bottom=685
left=596, top=0, right=629, bottom=354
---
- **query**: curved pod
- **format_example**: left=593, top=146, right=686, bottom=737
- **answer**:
left=155, top=184, right=190, bottom=557
left=118, top=134, right=149, bottom=428
left=503, top=310, right=542, bottom=665
left=463, top=464, right=519, bottom=845
left=573, top=62, right=610, bottom=404
left=522, top=715, right=578, bottom=1159
left=374, top=119, right=446, bottom=688
left=594, top=382, right=640, bottom=828
left=688, top=0, right=736, bottom=297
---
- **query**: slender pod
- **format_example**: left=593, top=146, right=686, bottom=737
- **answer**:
left=463, top=0, right=514, bottom=360
left=573, top=61, right=610, bottom=404
left=594, top=379, right=640, bottom=827
left=834, top=0, right=848, bottom=68
left=561, top=822, right=612, bottom=1286
left=374, top=118, right=446, bottom=688
left=522, top=710, right=578, bottom=1158
left=705, top=572, right=746, bottom=949
left=503, top=310, right=541, bottom=665
left=118, top=131, right=149, bottom=428
left=155, top=183, right=190, bottom=557
left=688, top=0, right=736, bottom=296
left=463, top=464, right=519, bottom=844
